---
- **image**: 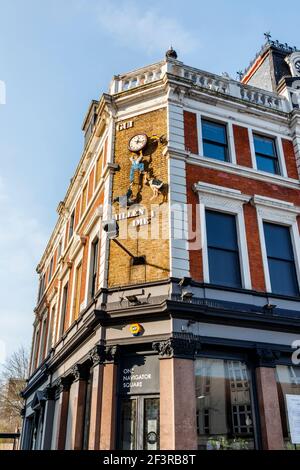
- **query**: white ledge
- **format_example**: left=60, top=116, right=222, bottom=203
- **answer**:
left=193, top=181, right=251, bottom=203
left=252, top=195, right=300, bottom=214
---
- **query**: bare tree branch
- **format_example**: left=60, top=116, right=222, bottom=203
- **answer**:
left=0, top=346, right=29, bottom=432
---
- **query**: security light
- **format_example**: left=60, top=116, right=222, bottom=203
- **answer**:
left=181, top=289, right=194, bottom=300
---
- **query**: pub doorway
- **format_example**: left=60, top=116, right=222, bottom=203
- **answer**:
left=119, top=395, right=160, bottom=450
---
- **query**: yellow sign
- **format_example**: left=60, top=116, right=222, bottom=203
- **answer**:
left=129, top=323, right=144, bottom=336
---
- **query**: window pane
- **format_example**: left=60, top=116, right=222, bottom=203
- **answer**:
left=195, top=358, right=255, bottom=450
left=254, top=135, right=276, bottom=157
left=206, top=211, right=238, bottom=250
left=264, top=223, right=294, bottom=261
left=202, top=120, right=227, bottom=144
left=144, top=398, right=160, bottom=450
left=256, top=155, right=279, bottom=174
left=203, top=142, right=227, bottom=161
left=82, top=369, right=93, bottom=450
left=276, top=365, right=300, bottom=450
left=120, top=400, right=137, bottom=450
left=208, top=248, right=242, bottom=287
left=268, top=259, right=299, bottom=296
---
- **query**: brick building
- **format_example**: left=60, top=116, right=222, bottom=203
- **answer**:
left=21, top=38, right=300, bottom=450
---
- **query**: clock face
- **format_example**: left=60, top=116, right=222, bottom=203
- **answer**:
left=295, top=60, right=300, bottom=73
left=128, top=133, right=148, bottom=152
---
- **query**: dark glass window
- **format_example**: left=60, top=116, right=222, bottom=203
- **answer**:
left=60, top=282, right=69, bottom=336
left=253, top=134, right=280, bottom=175
left=276, top=365, right=300, bottom=450
left=38, top=273, right=46, bottom=302
left=89, top=238, right=99, bottom=300
left=69, top=210, right=75, bottom=241
left=263, top=222, right=299, bottom=296
left=206, top=210, right=242, bottom=288
left=82, top=369, right=93, bottom=450
left=202, top=119, right=228, bottom=161
left=48, top=257, right=54, bottom=283
left=195, top=358, right=255, bottom=450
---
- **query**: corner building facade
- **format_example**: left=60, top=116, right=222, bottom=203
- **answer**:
left=21, top=40, right=300, bottom=450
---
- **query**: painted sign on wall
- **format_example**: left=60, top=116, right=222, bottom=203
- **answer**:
left=119, top=354, right=159, bottom=395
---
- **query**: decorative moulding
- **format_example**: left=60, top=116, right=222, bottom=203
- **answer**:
left=252, top=194, right=300, bottom=225
left=251, top=194, right=300, bottom=214
left=193, top=182, right=251, bottom=214
left=84, top=204, right=104, bottom=236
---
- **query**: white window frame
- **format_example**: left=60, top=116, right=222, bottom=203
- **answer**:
left=253, top=195, right=300, bottom=295
left=69, top=252, right=83, bottom=328
left=57, top=275, right=69, bottom=341
left=249, top=129, right=288, bottom=178
left=197, top=113, right=237, bottom=164
left=194, top=182, right=252, bottom=289
left=30, top=325, right=40, bottom=373
left=82, top=208, right=102, bottom=307
left=38, top=314, right=47, bottom=366
left=46, top=302, right=56, bottom=353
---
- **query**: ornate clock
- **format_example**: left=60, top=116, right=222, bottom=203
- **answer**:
left=295, top=60, right=300, bottom=73
left=128, top=133, right=148, bottom=152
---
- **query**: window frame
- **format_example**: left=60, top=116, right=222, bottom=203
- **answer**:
left=194, top=354, right=259, bottom=449
left=46, top=303, right=56, bottom=353
left=31, top=325, right=40, bottom=373
left=196, top=113, right=236, bottom=164
left=69, top=209, right=75, bottom=241
left=252, top=132, right=280, bottom=175
left=88, top=236, right=99, bottom=301
left=254, top=195, right=300, bottom=297
left=249, top=129, right=287, bottom=177
left=59, top=280, right=69, bottom=338
left=194, top=182, right=252, bottom=289
left=81, top=183, right=88, bottom=218
left=206, top=210, right=242, bottom=288
left=201, top=118, right=229, bottom=162
left=48, top=256, right=54, bottom=284
left=263, top=222, right=299, bottom=297
left=70, top=256, right=83, bottom=325
left=38, top=315, right=48, bottom=366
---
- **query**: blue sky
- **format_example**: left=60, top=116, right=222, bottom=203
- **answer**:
left=0, top=0, right=299, bottom=362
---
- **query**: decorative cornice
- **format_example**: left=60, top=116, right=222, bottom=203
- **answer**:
left=89, top=344, right=105, bottom=367
left=83, top=205, right=103, bottom=237
left=193, top=182, right=251, bottom=204
left=152, top=337, right=201, bottom=359
left=43, top=385, right=56, bottom=401
left=71, top=363, right=90, bottom=382
left=55, top=376, right=72, bottom=398
left=252, top=195, right=300, bottom=214
left=104, top=345, right=120, bottom=364
left=254, top=348, right=281, bottom=368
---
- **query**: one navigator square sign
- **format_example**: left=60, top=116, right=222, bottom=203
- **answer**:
left=120, top=354, right=159, bottom=395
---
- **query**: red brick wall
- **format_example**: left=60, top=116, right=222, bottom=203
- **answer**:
left=282, top=139, right=299, bottom=180
left=243, top=204, right=265, bottom=291
left=186, top=164, right=300, bottom=290
left=233, top=125, right=252, bottom=168
left=183, top=111, right=198, bottom=154
left=186, top=174, right=203, bottom=282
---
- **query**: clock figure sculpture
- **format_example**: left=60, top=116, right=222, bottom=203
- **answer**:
left=113, top=132, right=167, bottom=208
left=128, top=133, right=148, bottom=183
